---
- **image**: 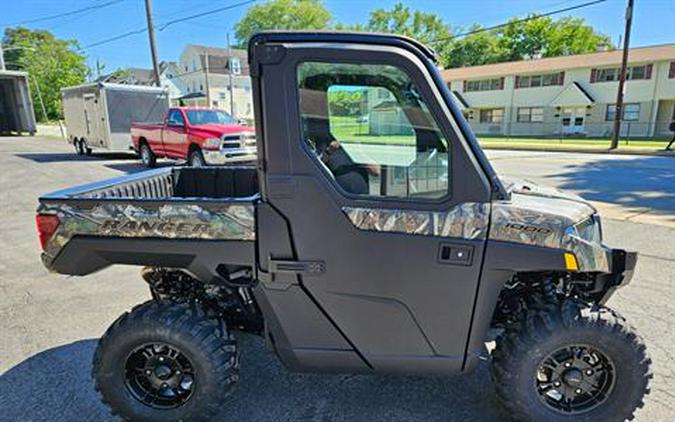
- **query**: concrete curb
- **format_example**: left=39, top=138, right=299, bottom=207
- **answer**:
left=482, top=144, right=675, bottom=157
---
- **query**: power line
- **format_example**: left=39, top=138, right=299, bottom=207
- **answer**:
left=80, top=28, right=148, bottom=50
left=76, top=0, right=256, bottom=51
left=429, top=0, right=608, bottom=44
left=158, top=0, right=256, bottom=31
left=1, top=0, right=125, bottom=26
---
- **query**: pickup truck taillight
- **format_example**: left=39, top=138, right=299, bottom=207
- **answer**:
left=36, top=214, right=60, bottom=250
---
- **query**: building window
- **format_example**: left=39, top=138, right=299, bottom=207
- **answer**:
left=517, top=107, right=544, bottom=123
left=465, top=78, right=503, bottom=92
left=231, top=58, right=241, bottom=75
left=669, top=62, right=675, bottom=78
left=596, top=68, right=618, bottom=82
left=219, top=92, right=226, bottom=99
left=199, top=84, right=203, bottom=91
left=592, top=64, right=652, bottom=82
left=606, top=103, right=640, bottom=121
left=479, top=108, right=504, bottom=123
left=516, top=72, right=564, bottom=88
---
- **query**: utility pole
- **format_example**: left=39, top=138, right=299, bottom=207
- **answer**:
left=204, top=53, right=211, bottom=108
left=144, top=0, right=161, bottom=87
left=0, top=44, right=5, bottom=71
left=227, top=33, right=235, bottom=117
left=611, top=0, right=634, bottom=149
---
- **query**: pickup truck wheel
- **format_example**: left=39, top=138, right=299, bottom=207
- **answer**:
left=93, top=300, right=239, bottom=422
left=491, top=301, right=652, bottom=421
left=188, top=149, right=206, bottom=167
left=140, top=143, right=157, bottom=168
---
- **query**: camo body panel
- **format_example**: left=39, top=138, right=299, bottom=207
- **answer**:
left=341, top=192, right=609, bottom=272
left=38, top=201, right=255, bottom=261
left=491, top=193, right=610, bottom=272
left=342, top=202, right=489, bottom=240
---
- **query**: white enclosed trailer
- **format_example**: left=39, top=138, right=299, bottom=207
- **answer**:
left=0, top=70, right=37, bottom=135
left=61, top=82, right=169, bottom=154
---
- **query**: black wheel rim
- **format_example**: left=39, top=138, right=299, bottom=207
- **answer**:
left=124, top=342, right=196, bottom=409
left=535, top=344, right=615, bottom=414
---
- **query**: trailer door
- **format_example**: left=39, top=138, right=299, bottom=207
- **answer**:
left=83, top=93, right=104, bottom=147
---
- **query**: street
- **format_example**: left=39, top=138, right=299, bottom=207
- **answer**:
left=0, top=136, right=673, bottom=421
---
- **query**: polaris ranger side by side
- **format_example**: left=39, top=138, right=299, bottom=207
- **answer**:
left=36, top=32, right=650, bottom=421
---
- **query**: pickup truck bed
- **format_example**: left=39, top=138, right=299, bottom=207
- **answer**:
left=37, top=167, right=259, bottom=281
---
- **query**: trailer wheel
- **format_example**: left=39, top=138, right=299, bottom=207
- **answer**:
left=74, top=139, right=85, bottom=155
left=188, top=148, right=206, bottom=167
left=491, top=300, right=652, bottom=421
left=93, top=300, right=239, bottom=422
left=140, top=142, right=157, bottom=168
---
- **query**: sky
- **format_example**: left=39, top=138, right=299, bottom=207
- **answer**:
left=1, top=0, right=674, bottom=73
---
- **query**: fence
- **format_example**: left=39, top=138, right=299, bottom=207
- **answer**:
left=472, top=120, right=674, bottom=146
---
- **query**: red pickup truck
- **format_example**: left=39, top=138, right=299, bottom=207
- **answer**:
left=131, top=107, right=256, bottom=167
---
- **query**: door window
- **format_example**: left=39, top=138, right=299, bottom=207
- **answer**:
left=167, top=110, right=185, bottom=126
left=297, top=62, right=450, bottom=200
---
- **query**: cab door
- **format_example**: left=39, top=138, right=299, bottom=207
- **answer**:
left=254, top=37, right=493, bottom=375
left=162, top=109, right=187, bottom=157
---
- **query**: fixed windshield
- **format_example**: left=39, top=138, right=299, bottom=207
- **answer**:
left=185, top=110, right=236, bottom=125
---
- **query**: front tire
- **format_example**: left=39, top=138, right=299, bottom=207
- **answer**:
left=491, top=301, right=651, bottom=421
left=188, top=148, right=206, bottom=167
left=93, top=301, right=239, bottom=422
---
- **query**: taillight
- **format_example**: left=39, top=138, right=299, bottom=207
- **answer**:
left=36, top=214, right=60, bottom=250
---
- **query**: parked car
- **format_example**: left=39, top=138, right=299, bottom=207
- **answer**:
left=62, top=82, right=169, bottom=155
left=36, top=32, right=650, bottom=422
left=131, top=107, right=256, bottom=167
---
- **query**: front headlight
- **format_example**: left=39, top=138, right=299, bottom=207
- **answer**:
left=203, top=138, right=221, bottom=149
left=567, top=214, right=603, bottom=243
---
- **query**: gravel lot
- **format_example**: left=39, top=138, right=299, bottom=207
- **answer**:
left=1, top=137, right=673, bottom=421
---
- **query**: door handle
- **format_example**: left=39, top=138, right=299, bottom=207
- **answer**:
left=269, top=258, right=325, bottom=275
left=438, top=243, right=473, bottom=266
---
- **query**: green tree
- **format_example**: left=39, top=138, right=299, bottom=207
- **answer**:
left=234, top=0, right=332, bottom=46
left=3, top=27, right=87, bottom=121
left=496, top=16, right=612, bottom=61
left=364, top=3, right=451, bottom=45
left=327, top=89, right=363, bottom=116
left=441, top=26, right=507, bottom=68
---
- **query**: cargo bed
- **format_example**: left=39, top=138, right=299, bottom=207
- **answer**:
left=37, top=167, right=259, bottom=279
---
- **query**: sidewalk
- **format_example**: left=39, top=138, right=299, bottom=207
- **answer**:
left=480, top=138, right=675, bottom=156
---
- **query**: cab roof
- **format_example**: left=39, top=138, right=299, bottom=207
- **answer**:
left=248, top=30, right=438, bottom=64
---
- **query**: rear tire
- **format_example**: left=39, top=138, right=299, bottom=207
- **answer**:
left=491, top=300, right=652, bottom=421
left=188, top=148, right=206, bottom=167
left=140, top=142, right=157, bottom=168
left=93, top=300, right=239, bottom=422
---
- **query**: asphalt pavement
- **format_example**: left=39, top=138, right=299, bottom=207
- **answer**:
left=0, top=137, right=673, bottom=421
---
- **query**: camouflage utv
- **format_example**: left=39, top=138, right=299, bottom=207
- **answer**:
left=36, top=32, right=651, bottom=421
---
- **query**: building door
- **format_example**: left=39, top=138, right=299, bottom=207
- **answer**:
left=562, top=107, right=585, bottom=134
